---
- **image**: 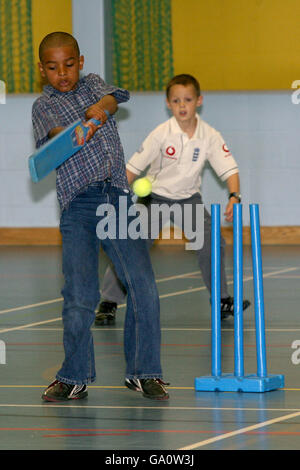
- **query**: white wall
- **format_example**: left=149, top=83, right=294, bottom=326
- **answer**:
left=0, top=0, right=299, bottom=228
left=72, top=0, right=106, bottom=78
left=0, top=89, right=299, bottom=227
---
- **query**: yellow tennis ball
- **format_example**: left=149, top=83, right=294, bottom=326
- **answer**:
left=132, top=177, right=152, bottom=197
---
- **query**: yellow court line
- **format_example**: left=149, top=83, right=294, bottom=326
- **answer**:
left=0, top=404, right=300, bottom=413
left=0, top=385, right=192, bottom=390
left=0, top=385, right=297, bottom=391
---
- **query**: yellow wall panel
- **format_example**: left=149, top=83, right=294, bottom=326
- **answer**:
left=171, top=0, right=300, bottom=90
left=32, top=0, right=72, bottom=91
left=0, top=0, right=35, bottom=93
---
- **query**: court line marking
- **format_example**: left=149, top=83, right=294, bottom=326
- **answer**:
left=0, top=266, right=297, bottom=334
left=0, top=318, right=62, bottom=334
left=178, top=410, right=300, bottom=450
left=0, top=299, right=63, bottom=316
left=1, top=323, right=297, bottom=335
left=0, top=385, right=297, bottom=391
left=1, top=404, right=300, bottom=446
left=0, top=404, right=298, bottom=412
left=0, top=266, right=297, bottom=318
left=0, top=266, right=298, bottom=447
left=0, top=270, right=201, bottom=316
left=0, top=264, right=297, bottom=333
left=10, top=327, right=300, bottom=332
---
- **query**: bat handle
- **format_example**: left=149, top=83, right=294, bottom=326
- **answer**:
left=88, top=110, right=110, bottom=127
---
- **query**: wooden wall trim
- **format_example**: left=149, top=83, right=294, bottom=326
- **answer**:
left=0, top=228, right=62, bottom=245
left=0, top=226, right=299, bottom=246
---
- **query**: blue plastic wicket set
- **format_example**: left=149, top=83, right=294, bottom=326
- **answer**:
left=195, top=203, right=285, bottom=393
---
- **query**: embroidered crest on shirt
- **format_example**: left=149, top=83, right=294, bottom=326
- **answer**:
left=164, top=145, right=177, bottom=159
left=222, top=144, right=232, bottom=157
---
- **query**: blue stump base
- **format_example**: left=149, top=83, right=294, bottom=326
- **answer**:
left=195, top=373, right=285, bottom=392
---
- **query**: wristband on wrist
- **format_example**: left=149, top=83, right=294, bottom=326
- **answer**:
left=229, top=192, right=241, bottom=202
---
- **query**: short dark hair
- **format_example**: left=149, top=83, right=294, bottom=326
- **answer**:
left=39, top=32, right=80, bottom=62
left=166, top=74, right=201, bottom=98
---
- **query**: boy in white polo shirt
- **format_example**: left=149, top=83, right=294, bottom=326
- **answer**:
left=96, top=74, right=250, bottom=326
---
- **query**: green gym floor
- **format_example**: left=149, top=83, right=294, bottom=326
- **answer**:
left=0, top=243, right=300, bottom=452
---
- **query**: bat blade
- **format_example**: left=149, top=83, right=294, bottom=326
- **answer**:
left=28, top=118, right=101, bottom=183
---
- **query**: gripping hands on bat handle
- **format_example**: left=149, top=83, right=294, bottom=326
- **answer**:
left=84, top=109, right=110, bottom=141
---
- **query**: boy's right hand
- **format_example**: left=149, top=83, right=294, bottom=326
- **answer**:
left=84, top=104, right=109, bottom=141
left=83, top=120, right=102, bottom=142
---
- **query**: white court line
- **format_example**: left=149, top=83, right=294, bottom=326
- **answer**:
left=0, top=299, right=63, bottom=315
left=0, top=266, right=297, bottom=317
left=0, top=267, right=297, bottom=335
left=0, top=404, right=298, bottom=412
left=0, top=270, right=201, bottom=316
left=179, top=410, right=300, bottom=450
left=0, top=318, right=62, bottom=334
left=156, top=270, right=201, bottom=282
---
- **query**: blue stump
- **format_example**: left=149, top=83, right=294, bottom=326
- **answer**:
left=195, top=204, right=284, bottom=393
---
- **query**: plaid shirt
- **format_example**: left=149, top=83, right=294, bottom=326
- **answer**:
left=32, top=74, right=130, bottom=211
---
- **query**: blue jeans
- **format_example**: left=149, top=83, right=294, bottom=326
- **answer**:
left=56, top=181, right=162, bottom=385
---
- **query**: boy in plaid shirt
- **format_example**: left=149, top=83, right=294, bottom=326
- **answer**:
left=32, top=32, right=169, bottom=401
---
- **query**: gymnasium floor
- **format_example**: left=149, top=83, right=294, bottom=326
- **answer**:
left=0, top=243, right=300, bottom=452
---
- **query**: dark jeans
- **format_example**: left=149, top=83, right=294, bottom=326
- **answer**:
left=57, top=181, right=162, bottom=385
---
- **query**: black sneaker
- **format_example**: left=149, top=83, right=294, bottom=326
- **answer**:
left=95, top=301, right=117, bottom=326
left=221, top=296, right=251, bottom=320
left=42, top=380, right=88, bottom=402
left=125, top=378, right=169, bottom=401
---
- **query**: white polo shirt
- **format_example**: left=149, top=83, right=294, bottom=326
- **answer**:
left=126, top=114, right=239, bottom=200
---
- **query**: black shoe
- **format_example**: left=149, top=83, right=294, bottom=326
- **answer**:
left=221, top=296, right=251, bottom=320
left=125, top=378, right=169, bottom=401
left=95, top=301, right=117, bottom=326
left=42, top=380, right=88, bottom=402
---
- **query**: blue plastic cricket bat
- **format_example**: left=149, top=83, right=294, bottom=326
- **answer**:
left=28, top=111, right=109, bottom=183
